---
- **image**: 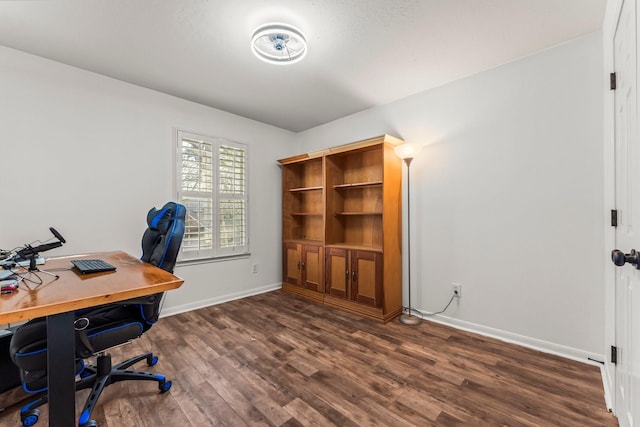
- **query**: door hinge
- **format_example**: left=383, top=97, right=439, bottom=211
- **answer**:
left=611, top=209, right=618, bottom=227
left=610, top=72, right=617, bottom=90
left=611, top=345, right=618, bottom=364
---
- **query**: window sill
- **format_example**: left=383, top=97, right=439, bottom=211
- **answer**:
left=176, top=252, right=251, bottom=266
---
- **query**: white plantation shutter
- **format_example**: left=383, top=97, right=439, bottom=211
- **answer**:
left=176, top=131, right=248, bottom=260
left=217, top=144, right=246, bottom=254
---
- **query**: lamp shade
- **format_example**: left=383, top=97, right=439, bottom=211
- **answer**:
left=394, top=143, right=420, bottom=160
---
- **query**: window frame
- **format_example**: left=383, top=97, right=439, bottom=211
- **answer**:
left=174, top=129, right=249, bottom=262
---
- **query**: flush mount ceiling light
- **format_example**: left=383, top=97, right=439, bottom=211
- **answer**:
left=251, top=23, right=307, bottom=65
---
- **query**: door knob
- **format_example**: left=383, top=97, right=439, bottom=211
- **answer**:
left=611, top=249, right=640, bottom=269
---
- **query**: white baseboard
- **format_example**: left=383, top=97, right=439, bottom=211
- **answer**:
left=418, top=311, right=605, bottom=367
left=159, top=282, right=282, bottom=318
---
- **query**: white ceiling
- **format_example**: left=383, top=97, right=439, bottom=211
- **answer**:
left=0, top=0, right=606, bottom=132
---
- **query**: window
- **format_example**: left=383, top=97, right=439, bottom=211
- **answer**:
left=176, top=130, right=248, bottom=260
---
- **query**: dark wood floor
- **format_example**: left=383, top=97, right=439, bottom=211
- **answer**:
left=0, top=290, right=617, bottom=426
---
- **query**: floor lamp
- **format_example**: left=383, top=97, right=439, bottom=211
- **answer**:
left=395, top=143, right=422, bottom=325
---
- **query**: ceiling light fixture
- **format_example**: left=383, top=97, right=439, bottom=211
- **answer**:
left=251, top=23, right=307, bottom=65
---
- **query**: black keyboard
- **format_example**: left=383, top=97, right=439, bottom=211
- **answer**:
left=71, top=259, right=117, bottom=274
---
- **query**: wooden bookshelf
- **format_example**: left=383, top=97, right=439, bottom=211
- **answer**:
left=278, top=135, right=403, bottom=322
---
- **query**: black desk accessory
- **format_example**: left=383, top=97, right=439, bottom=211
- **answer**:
left=15, top=227, right=66, bottom=283
left=71, top=259, right=116, bottom=274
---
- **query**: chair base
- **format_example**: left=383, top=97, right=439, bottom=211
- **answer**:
left=19, top=352, right=171, bottom=427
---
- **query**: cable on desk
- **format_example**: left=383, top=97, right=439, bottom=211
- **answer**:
left=45, top=267, right=74, bottom=272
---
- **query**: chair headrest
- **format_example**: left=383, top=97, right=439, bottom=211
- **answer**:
left=141, top=201, right=186, bottom=273
left=146, top=206, right=174, bottom=234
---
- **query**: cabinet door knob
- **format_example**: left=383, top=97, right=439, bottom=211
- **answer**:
left=345, top=270, right=349, bottom=279
left=352, top=270, right=356, bottom=281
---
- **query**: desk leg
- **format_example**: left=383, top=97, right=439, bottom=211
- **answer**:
left=47, top=312, right=76, bottom=427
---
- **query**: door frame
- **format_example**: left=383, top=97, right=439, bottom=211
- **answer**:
left=603, top=0, right=628, bottom=414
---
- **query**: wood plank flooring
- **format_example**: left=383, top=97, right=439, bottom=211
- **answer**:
left=0, top=290, right=617, bottom=426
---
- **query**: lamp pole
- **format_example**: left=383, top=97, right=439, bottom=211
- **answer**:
left=399, top=155, right=421, bottom=325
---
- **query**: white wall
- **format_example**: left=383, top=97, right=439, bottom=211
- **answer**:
left=1, top=32, right=606, bottom=360
left=0, top=46, right=293, bottom=315
left=296, top=33, right=605, bottom=359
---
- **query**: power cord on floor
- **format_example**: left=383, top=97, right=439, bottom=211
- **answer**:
left=432, top=293, right=456, bottom=315
left=403, top=291, right=458, bottom=318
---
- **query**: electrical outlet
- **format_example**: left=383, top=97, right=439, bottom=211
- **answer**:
left=251, top=263, right=258, bottom=274
left=452, top=283, right=462, bottom=298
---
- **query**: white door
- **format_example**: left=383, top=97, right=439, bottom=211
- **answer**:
left=612, top=0, right=640, bottom=425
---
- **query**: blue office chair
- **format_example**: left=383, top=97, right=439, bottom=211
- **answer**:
left=9, top=202, right=186, bottom=427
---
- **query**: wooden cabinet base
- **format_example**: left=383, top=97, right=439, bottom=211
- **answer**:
left=322, top=295, right=401, bottom=323
left=282, top=283, right=324, bottom=303
left=281, top=286, right=401, bottom=322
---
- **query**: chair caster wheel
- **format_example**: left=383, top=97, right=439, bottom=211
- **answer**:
left=21, top=408, right=40, bottom=427
left=147, top=355, right=158, bottom=366
left=159, top=380, right=172, bottom=393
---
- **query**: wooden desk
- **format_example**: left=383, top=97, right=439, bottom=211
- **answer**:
left=0, top=251, right=184, bottom=427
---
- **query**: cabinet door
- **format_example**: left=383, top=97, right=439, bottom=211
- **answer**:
left=302, top=244, right=323, bottom=292
left=283, top=242, right=302, bottom=287
left=325, top=247, right=349, bottom=299
left=351, top=250, right=383, bottom=307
